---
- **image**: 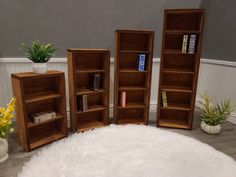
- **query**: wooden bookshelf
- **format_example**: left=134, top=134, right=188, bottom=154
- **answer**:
left=67, top=49, right=110, bottom=132
left=114, top=30, right=154, bottom=124
left=11, top=71, right=68, bottom=151
left=157, top=9, right=205, bottom=129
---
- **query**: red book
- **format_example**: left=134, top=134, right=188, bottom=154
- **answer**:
left=120, top=91, right=126, bottom=107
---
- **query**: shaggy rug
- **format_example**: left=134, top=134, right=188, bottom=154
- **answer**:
left=18, top=125, right=236, bottom=177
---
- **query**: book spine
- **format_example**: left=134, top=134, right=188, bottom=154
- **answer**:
left=120, top=91, right=126, bottom=107
left=90, top=73, right=100, bottom=90
left=82, top=95, right=88, bottom=112
left=188, top=34, right=196, bottom=54
left=161, top=91, right=168, bottom=107
left=137, top=54, right=145, bottom=71
left=181, top=35, right=188, bottom=53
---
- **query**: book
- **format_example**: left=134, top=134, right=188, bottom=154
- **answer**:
left=120, top=91, right=126, bottom=107
left=82, top=95, right=88, bottom=112
left=90, top=73, right=100, bottom=90
left=188, top=34, right=197, bottom=54
left=137, top=54, right=145, bottom=71
left=161, top=91, right=168, bottom=107
left=181, top=35, right=188, bottom=53
left=32, top=111, right=56, bottom=124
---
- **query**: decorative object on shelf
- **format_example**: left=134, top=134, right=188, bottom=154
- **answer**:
left=67, top=49, right=110, bottom=132
left=161, top=91, right=168, bottom=107
left=0, top=98, right=16, bottom=163
left=199, top=93, right=234, bottom=135
left=120, top=91, right=126, bottom=107
left=157, top=9, right=205, bottom=130
left=32, top=111, right=56, bottom=124
left=20, top=41, right=57, bottom=74
left=90, top=73, right=100, bottom=90
left=114, top=30, right=154, bottom=125
left=181, top=34, right=188, bottom=53
left=137, top=54, right=146, bottom=71
left=11, top=71, right=68, bottom=151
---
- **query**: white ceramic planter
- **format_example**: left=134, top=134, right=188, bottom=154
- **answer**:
left=32, top=63, right=47, bottom=74
left=201, top=121, right=222, bottom=135
left=0, top=138, right=8, bottom=163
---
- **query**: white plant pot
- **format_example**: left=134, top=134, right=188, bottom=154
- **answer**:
left=32, top=63, right=47, bottom=74
left=0, top=138, right=8, bottom=163
left=201, top=121, right=222, bottom=135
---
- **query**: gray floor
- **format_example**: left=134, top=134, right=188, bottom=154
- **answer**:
left=1, top=109, right=236, bottom=177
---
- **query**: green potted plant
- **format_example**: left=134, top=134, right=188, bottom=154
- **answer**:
left=0, top=98, right=15, bottom=163
left=199, top=93, right=234, bottom=134
left=21, top=41, right=57, bottom=74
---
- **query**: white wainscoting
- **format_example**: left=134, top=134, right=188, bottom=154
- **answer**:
left=0, top=57, right=235, bottom=123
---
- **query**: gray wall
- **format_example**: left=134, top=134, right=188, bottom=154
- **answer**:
left=0, top=0, right=202, bottom=58
left=201, top=0, right=236, bottom=61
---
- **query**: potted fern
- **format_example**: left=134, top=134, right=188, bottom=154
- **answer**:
left=21, top=41, right=57, bottom=73
left=199, top=94, right=234, bottom=134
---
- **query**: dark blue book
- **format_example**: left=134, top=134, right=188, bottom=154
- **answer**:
left=137, top=54, right=145, bottom=71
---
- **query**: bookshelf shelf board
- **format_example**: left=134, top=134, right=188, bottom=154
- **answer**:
left=75, top=69, right=105, bottom=73
left=161, top=103, right=191, bottom=111
left=118, top=86, right=147, bottom=91
left=159, top=119, right=189, bottom=129
left=119, top=69, right=148, bottom=73
left=161, top=86, right=193, bottom=93
left=117, top=119, right=144, bottom=125
left=25, top=92, right=62, bottom=104
left=164, top=50, right=196, bottom=55
left=120, top=50, right=151, bottom=54
left=77, top=105, right=106, bottom=114
left=76, top=88, right=105, bottom=95
left=77, top=121, right=106, bottom=132
left=118, top=102, right=146, bottom=109
left=163, top=69, right=195, bottom=74
left=30, top=131, right=66, bottom=150
left=28, top=114, right=63, bottom=128
left=165, top=30, right=200, bottom=34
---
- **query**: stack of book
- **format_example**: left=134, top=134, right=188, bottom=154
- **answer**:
left=31, top=111, right=57, bottom=124
left=137, top=54, right=146, bottom=71
left=161, top=91, right=168, bottom=108
left=181, top=34, right=197, bottom=54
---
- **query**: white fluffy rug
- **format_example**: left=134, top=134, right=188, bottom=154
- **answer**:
left=18, top=125, right=236, bottom=177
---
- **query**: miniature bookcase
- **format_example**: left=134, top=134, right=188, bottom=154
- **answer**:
left=114, top=30, right=154, bottom=124
left=11, top=71, right=68, bottom=151
left=67, top=49, right=110, bottom=132
left=157, top=9, right=205, bottom=129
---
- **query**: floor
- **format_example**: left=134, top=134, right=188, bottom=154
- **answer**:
left=1, top=109, right=236, bottom=177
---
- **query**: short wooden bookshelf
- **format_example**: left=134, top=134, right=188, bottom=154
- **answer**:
left=11, top=71, right=68, bottom=151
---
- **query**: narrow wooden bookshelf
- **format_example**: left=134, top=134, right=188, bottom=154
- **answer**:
left=114, top=30, right=154, bottom=125
left=67, top=49, right=110, bottom=132
left=11, top=71, right=68, bottom=151
left=157, top=9, right=205, bottom=129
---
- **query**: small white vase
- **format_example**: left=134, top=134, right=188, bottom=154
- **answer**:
left=0, top=138, right=8, bottom=163
left=32, top=63, right=47, bottom=74
left=201, top=121, right=222, bottom=135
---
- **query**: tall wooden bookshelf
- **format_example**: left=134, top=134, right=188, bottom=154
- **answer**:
left=114, top=30, right=154, bottom=125
left=157, top=9, right=205, bottom=129
left=67, top=49, right=110, bottom=132
left=11, top=71, right=68, bottom=151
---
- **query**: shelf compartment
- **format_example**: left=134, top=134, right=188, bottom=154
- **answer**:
left=76, top=88, right=105, bottom=95
left=118, top=90, right=145, bottom=108
left=163, top=53, right=195, bottom=72
left=28, top=113, right=63, bottom=128
left=117, top=108, right=144, bottom=123
left=77, top=105, right=106, bottom=114
left=162, top=72, right=193, bottom=90
left=25, top=92, right=62, bottom=104
left=118, top=102, right=146, bottom=109
left=77, top=110, right=106, bottom=131
left=119, top=32, right=151, bottom=51
left=159, top=109, right=190, bottom=129
left=119, top=52, right=150, bottom=71
left=117, top=118, right=144, bottom=125
left=29, top=121, right=66, bottom=150
left=166, top=13, right=202, bottom=31
left=119, top=72, right=146, bottom=87
left=164, top=33, right=199, bottom=52
left=77, top=121, right=106, bottom=132
left=73, top=52, right=107, bottom=71
left=161, top=86, right=193, bottom=93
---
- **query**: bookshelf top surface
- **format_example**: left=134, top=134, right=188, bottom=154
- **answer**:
left=116, top=29, right=154, bottom=34
left=67, top=48, right=110, bottom=53
left=165, top=9, right=205, bottom=13
left=11, top=70, right=64, bottom=79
